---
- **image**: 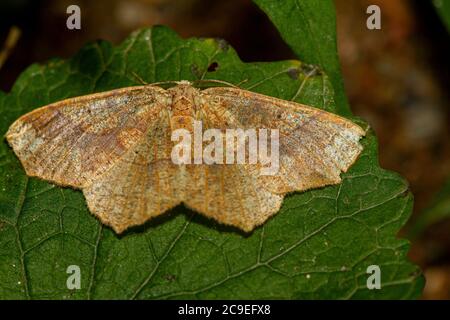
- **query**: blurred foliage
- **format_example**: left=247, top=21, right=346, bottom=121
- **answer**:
left=410, top=178, right=450, bottom=238
left=433, top=0, right=450, bottom=32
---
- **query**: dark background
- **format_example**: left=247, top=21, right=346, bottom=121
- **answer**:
left=0, top=0, right=449, bottom=299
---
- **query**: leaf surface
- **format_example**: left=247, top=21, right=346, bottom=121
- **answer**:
left=0, top=5, right=423, bottom=299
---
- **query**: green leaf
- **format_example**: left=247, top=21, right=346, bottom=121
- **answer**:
left=409, top=178, right=450, bottom=238
left=433, top=0, right=450, bottom=32
left=254, top=0, right=351, bottom=116
left=0, top=13, right=423, bottom=299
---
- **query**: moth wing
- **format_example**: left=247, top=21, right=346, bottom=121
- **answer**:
left=82, top=111, right=183, bottom=233
left=200, top=86, right=365, bottom=194
left=6, top=85, right=169, bottom=188
left=184, top=163, right=283, bottom=232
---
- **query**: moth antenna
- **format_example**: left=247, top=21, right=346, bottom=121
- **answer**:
left=193, top=79, right=241, bottom=89
left=129, top=71, right=148, bottom=85
left=128, top=73, right=186, bottom=88
left=236, top=78, right=249, bottom=87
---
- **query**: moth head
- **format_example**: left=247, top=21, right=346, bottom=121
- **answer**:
left=168, top=82, right=200, bottom=115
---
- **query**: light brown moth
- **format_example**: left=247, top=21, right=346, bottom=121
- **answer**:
left=6, top=81, right=365, bottom=233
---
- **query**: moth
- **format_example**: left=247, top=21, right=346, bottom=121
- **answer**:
left=6, top=81, right=365, bottom=233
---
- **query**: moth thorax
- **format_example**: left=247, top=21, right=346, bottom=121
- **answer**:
left=170, top=116, right=195, bottom=131
left=169, top=84, right=198, bottom=117
left=171, top=96, right=194, bottom=116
